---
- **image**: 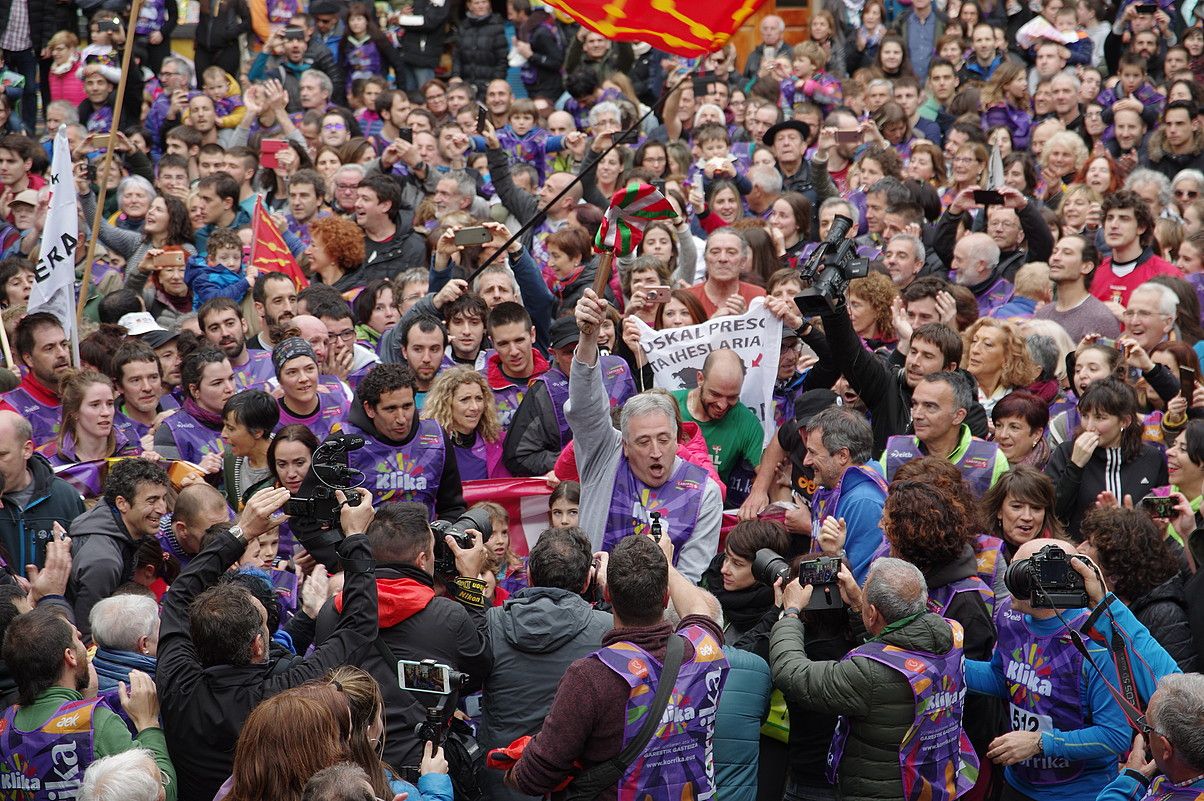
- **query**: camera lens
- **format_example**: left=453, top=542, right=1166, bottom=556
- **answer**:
left=752, top=548, right=791, bottom=587
left=1003, top=558, right=1035, bottom=600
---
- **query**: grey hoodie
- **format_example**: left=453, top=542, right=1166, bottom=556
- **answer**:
left=67, top=502, right=140, bottom=638
left=480, top=586, right=612, bottom=801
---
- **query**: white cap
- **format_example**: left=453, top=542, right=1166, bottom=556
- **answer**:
left=117, top=311, right=167, bottom=336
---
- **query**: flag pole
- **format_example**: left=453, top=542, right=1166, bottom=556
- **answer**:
left=75, top=0, right=146, bottom=327
left=466, top=59, right=703, bottom=284
left=0, top=316, right=13, bottom=369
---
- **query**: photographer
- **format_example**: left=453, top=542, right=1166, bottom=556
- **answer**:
left=1097, top=674, right=1204, bottom=801
left=771, top=557, right=979, bottom=801
left=156, top=486, right=379, bottom=801
left=965, top=538, right=1179, bottom=801
left=314, top=501, right=490, bottom=772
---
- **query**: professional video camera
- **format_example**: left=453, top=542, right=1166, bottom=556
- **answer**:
left=430, top=507, right=493, bottom=579
left=795, top=214, right=870, bottom=317
left=1003, top=544, right=1090, bottom=609
left=284, top=432, right=366, bottom=569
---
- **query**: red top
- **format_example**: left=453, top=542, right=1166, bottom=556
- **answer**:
left=1089, top=253, right=1181, bottom=307
left=685, top=281, right=767, bottom=319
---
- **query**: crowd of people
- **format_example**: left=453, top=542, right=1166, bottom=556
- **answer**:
left=3, top=0, right=1204, bottom=799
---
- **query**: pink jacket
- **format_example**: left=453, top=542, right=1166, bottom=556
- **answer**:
left=49, top=56, right=86, bottom=106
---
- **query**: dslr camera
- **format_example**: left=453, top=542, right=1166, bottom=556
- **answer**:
left=795, top=214, right=870, bottom=317
left=285, top=433, right=366, bottom=569
left=1003, top=544, right=1089, bottom=609
left=430, top=507, right=493, bottom=579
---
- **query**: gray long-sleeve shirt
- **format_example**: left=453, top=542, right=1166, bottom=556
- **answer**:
left=566, top=350, right=721, bottom=582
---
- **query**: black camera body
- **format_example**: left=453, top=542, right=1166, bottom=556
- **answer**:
left=285, top=433, right=366, bottom=569
left=1003, top=544, right=1089, bottom=609
left=430, top=507, right=493, bottom=578
left=795, top=214, right=870, bottom=317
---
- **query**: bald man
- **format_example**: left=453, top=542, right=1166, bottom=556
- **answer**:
left=162, top=483, right=231, bottom=566
left=965, top=537, right=1178, bottom=801
left=671, top=349, right=764, bottom=484
left=0, top=410, right=85, bottom=570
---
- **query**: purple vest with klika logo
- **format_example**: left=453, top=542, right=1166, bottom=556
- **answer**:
left=232, top=350, right=276, bottom=392
left=275, top=392, right=348, bottom=441
left=994, top=597, right=1090, bottom=786
left=827, top=620, right=979, bottom=801
left=885, top=434, right=999, bottom=498
left=811, top=464, right=888, bottom=527
left=603, top=456, right=709, bottom=555
left=1141, top=775, right=1204, bottom=800
left=135, top=0, right=166, bottom=35
left=592, top=625, right=728, bottom=801
left=0, top=696, right=101, bottom=799
left=1, top=387, right=60, bottom=445
left=538, top=356, right=635, bottom=448
left=161, top=409, right=224, bottom=463
left=344, top=418, right=446, bottom=514
left=927, top=575, right=993, bottom=616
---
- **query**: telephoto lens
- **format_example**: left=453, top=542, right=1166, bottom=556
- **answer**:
left=753, top=548, right=792, bottom=586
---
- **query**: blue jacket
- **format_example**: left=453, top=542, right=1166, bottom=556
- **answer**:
left=185, top=255, right=250, bottom=309
left=714, top=646, right=771, bottom=801
left=832, top=465, right=887, bottom=584
left=389, top=771, right=454, bottom=801
left=1097, top=771, right=1204, bottom=801
left=93, top=646, right=158, bottom=692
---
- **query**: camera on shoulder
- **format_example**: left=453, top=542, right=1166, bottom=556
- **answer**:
left=430, top=507, right=493, bottom=579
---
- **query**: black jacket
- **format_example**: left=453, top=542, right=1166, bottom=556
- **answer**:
left=818, top=305, right=989, bottom=456
left=0, top=0, right=74, bottom=52
left=701, top=553, right=778, bottom=661
left=399, top=0, right=451, bottom=68
left=516, top=10, right=564, bottom=100
left=67, top=502, right=143, bottom=638
left=362, top=219, right=428, bottom=283
left=314, top=563, right=488, bottom=769
left=486, top=146, right=542, bottom=252
left=0, top=454, right=84, bottom=573
left=453, top=13, right=508, bottom=95
left=194, top=0, right=251, bottom=53
left=1129, top=573, right=1197, bottom=672
left=933, top=199, right=1054, bottom=282
left=157, top=530, right=378, bottom=801
left=502, top=380, right=561, bottom=477
left=1044, top=440, right=1169, bottom=539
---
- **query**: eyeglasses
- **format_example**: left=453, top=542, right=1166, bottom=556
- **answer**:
left=326, top=329, right=356, bottom=343
left=335, top=182, right=359, bottom=191
left=1122, top=308, right=1168, bottom=320
left=425, top=92, right=445, bottom=100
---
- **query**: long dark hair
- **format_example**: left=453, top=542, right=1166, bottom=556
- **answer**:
left=156, top=195, right=195, bottom=247
left=1074, top=377, right=1144, bottom=461
left=338, top=2, right=393, bottom=70
left=267, top=424, right=319, bottom=486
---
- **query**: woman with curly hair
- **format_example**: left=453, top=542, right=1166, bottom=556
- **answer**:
left=981, top=464, right=1063, bottom=561
left=1076, top=153, right=1125, bottom=197
left=961, top=318, right=1041, bottom=414
left=1039, top=131, right=1090, bottom=209
left=847, top=272, right=897, bottom=351
left=981, top=61, right=1033, bottom=150
left=307, top=215, right=368, bottom=293
left=422, top=366, right=508, bottom=481
left=1079, top=507, right=1196, bottom=671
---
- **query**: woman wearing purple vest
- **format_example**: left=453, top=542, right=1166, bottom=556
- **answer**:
left=270, top=338, right=349, bottom=441
left=218, top=390, right=279, bottom=511
left=422, top=366, right=509, bottom=481
left=152, top=347, right=236, bottom=469
left=981, top=466, right=1064, bottom=562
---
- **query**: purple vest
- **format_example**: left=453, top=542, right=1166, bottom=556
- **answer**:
left=135, top=0, right=166, bottom=35
left=344, top=418, right=446, bottom=514
left=113, top=405, right=152, bottom=444
left=1142, top=775, right=1204, bottom=800
left=1, top=387, right=61, bottom=445
left=275, top=392, right=348, bottom=441
left=267, top=0, right=300, bottom=23
left=0, top=696, right=101, bottom=799
left=811, top=464, right=888, bottom=527
left=453, top=432, right=505, bottom=482
left=976, top=278, right=1015, bottom=316
left=994, top=597, right=1090, bottom=786
left=492, top=382, right=528, bottom=431
left=86, top=105, right=113, bottom=134
left=537, top=356, right=635, bottom=448
left=592, top=625, right=728, bottom=801
left=161, top=409, right=224, bottom=463
left=974, top=534, right=1006, bottom=611
left=827, top=620, right=979, bottom=801
left=41, top=431, right=137, bottom=499
left=927, top=575, right=993, bottom=616
left=884, top=434, right=999, bottom=498
left=345, top=39, right=384, bottom=88
left=232, top=350, right=276, bottom=392
left=603, top=456, right=709, bottom=555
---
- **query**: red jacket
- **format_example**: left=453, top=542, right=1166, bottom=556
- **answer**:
left=1089, top=251, right=1181, bottom=307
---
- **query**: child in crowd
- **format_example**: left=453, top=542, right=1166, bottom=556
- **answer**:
left=1097, top=52, right=1164, bottom=130
left=340, top=2, right=399, bottom=95
left=484, top=97, right=567, bottom=185
left=477, top=501, right=528, bottom=597
left=352, top=76, right=387, bottom=131
left=45, top=31, right=86, bottom=107
left=78, top=11, right=124, bottom=84
left=186, top=227, right=257, bottom=308
left=548, top=480, right=580, bottom=528
left=201, top=66, right=246, bottom=129
left=781, top=41, right=842, bottom=113
left=691, top=123, right=751, bottom=197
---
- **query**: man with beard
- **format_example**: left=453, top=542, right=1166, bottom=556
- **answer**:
left=67, top=459, right=171, bottom=638
left=0, top=313, right=71, bottom=443
left=399, top=316, right=447, bottom=409
left=199, top=298, right=275, bottom=390
left=250, top=272, right=299, bottom=351
left=342, top=363, right=466, bottom=518
left=0, top=606, right=175, bottom=799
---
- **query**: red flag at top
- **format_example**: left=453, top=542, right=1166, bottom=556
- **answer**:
left=250, top=197, right=308, bottom=289
left=539, top=0, right=768, bottom=57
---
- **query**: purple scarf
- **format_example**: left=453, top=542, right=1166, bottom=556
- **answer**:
left=182, top=395, right=224, bottom=429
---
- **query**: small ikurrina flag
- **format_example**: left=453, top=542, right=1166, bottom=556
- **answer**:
left=594, top=181, right=677, bottom=256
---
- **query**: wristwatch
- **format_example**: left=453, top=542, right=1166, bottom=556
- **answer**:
left=779, top=607, right=801, bottom=621
left=229, top=525, right=247, bottom=546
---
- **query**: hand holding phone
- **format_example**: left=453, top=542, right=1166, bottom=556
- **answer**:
left=643, top=286, right=672, bottom=305
left=973, top=189, right=1004, bottom=206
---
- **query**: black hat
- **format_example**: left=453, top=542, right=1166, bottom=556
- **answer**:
left=309, top=0, right=341, bottom=14
left=793, top=388, right=838, bottom=428
left=140, top=328, right=180, bottom=350
left=272, top=337, right=318, bottom=377
left=549, top=316, right=581, bottom=351
left=762, top=119, right=811, bottom=148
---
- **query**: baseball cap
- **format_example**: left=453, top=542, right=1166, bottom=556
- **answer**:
left=9, top=190, right=38, bottom=208
left=549, top=316, right=581, bottom=351
left=141, top=328, right=181, bottom=349
left=118, top=311, right=166, bottom=337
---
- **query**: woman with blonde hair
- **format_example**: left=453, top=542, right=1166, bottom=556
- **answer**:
left=1040, top=130, right=1090, bottom=208
left=981, top=61, right=1033, bottom=149
left=961, top=318, right=1041, bottom=414
left=423, top=366, right=508, bottom=480
left=847, top=272, right=898, bottom=350
left=1058, top=183, right=1102, bottom=236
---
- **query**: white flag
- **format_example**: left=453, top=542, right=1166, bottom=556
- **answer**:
left=28, top=125, right=79, bottom=344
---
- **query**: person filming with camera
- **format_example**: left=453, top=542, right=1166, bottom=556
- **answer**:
left=964, top=538, right=1180, bottom=801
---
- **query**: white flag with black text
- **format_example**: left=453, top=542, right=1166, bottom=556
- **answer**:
left=27, top=125, right=78, bottom=343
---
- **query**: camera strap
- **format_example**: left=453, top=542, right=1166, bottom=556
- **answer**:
left=1063, top=596, right=1146, bottom=730
left=559, top=634, right=685, bottom=801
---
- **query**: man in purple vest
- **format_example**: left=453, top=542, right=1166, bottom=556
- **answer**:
left=772, top=557, right=979, bottom=801
left=950, top=233, right=1013, bottom=317
left=0, top=606, right=175, bottom=800
left=199, top=298, right=275, bottom=392
left=0, top=312, right=70, bottom=446
left=802, top=406, right=887, bottom=584
left=485, top=302, right=550, bottom=432
left=503, top=315, right=635, bottom=477
left=1097, top=674, right=1204, bottom=801
left=342, top=363, right=466, bottom=520
left=568, top=290, right=722, bottom=582
left=508, top=532, right=729, bottom=801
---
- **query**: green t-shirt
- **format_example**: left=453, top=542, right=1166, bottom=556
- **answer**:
left=672, top=389, right=763, bottom=483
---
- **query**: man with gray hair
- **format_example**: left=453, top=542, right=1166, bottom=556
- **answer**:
left=146, top=57, right=196, bottom=159
left=743, top=14, right=789, bottom=80
left=432, top=169, right=477, bottom=217
left=685, top=230, right=767, bottom=319
left=1126, top=168, right=1175, bottom=221
left=746, top=165, right=783, bottom=217
left=883, top=233, right=926, bottom=289
left=951, top=232, right=1012, bottom=315
left=1098, top=674, right=1204, bottom=800
left=90, top=594, right=160, bottom=695
left=80, top=748, right=166, bottom=801
left=1124, top=282, right=1178, bottom=355
left=772, top=557, right=979, bottom=801
left=569, top=290, right=722, bottom=581
left=803, top=407, right=887, bottom=583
